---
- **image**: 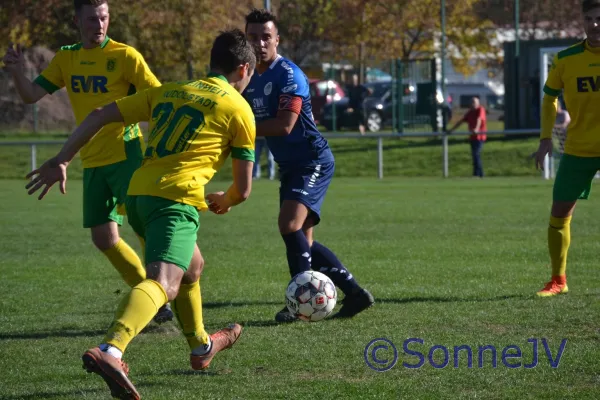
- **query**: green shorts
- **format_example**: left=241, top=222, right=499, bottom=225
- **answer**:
left=82, top=138, right=143, bottom=228
left=125, top=195, right=199, bottom=271
left=553, top=153, right=600, bottom=202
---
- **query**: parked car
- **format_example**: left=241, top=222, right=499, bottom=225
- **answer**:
left=446, top=83, right=503, bottom=111
left=309, top=79, right=345, bottom=124
left=321, top=81, right=451, bottom=132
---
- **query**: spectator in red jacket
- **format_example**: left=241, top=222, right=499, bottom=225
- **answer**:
left=446, top=96, right=487, bottom=177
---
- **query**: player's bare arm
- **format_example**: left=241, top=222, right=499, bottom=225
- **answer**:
left=534, top=93, right=559, bottom=170
left=3, top=43, right=48, bottom=103
left=56, top=103, right=125, bottom=164
left=25, top=103, right=125, bottom=199
left=256, top=104, right=302, bottom=136
left=206, top=159, right=253, bottom=214
left=534, top=139, right=553, bottom=171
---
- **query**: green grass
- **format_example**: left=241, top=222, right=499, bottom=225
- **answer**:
left=0, top=132, right=540, bottom=181
left=1, top=177, right=599, bottom=399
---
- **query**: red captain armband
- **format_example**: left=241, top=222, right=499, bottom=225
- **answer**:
left=278, top=94, right=302, bottom=115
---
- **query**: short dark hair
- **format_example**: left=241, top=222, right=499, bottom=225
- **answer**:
left=583, top=0, right=600, bottom=13
left=210, top=29, right=256, bottom=74
left=245, top=8, right=278, bottom=31
left=74, top=0, right=107, bottom=12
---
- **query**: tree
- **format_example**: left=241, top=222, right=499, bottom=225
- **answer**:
left=475, top=0, right=584, bottom=40
left=117, top=0, right=255, bottom=81
left=1, top=0, right=258, bottom=81
left=307, top=0, right=500, bottom=77
left=0, top=0, right=75, bottom=49
left=272, top=0, right=336, bottom=67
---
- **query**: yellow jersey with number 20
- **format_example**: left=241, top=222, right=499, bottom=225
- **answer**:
left=115, top=74, right=256, bottom=210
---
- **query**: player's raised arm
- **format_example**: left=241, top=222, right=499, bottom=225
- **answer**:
left=25, top=103, right=124, bottom=200
left=26, top=87, right=154, bottom=200
left=3, top=43, right=51, bottom=104
left=57, top=103, right=126, bottom=164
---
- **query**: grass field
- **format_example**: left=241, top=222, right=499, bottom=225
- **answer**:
left=1, top=177, right=599, bottom=400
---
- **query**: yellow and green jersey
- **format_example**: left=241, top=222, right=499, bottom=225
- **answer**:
left=34, top=36, right=160, bottom=168
left=544, top=40, right=600, bottom=157
left=115, top=74, right=256, bottom=210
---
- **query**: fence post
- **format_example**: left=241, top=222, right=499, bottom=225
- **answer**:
left=31, top=144, right=37, bottom=172
left=391, top=59, right=397, bottom=133
left=442, top=134, right=449, bottom=178
left=377, top=136, right=383, bottom=179
left=330, top=61, right=337, bottom=132
left=30, top=69, right=39, bottom=133
left=33, top=104, right=39, bottom=133
left=397, top=59, right=403, bottom=134
left=543, top=154, right=550, bottom=179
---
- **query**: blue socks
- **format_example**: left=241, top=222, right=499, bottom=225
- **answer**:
left=311, top=241, right=361, bottom=295
left=281, top=230, right=312, bottom=277
left=281, top=232, right=362, bottom=296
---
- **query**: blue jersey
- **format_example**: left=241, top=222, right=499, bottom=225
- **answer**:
left=243, top=56, right=334, bottom=168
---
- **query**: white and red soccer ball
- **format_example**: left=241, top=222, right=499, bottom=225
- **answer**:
left=285, top=271, right=337, bottom=322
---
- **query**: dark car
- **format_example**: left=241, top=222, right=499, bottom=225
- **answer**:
left=308, top=79, right=345, bottom=125
left=322, top=81, right=451, bottom=132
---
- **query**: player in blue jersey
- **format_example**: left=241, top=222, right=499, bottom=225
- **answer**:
left=244, top=9, right=374, bottom=323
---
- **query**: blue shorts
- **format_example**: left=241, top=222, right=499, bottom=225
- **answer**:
left=279, top=162, right=334, bottom=225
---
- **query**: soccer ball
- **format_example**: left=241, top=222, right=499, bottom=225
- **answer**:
left=285, top=271, right=337, bottom=322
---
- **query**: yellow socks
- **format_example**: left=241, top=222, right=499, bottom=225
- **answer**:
left=548, top=216, right=571, bottom=278
left=102, top=239, right=146, bottom=287
left=104, top=279, right=168, bottom=352
left=172, top=280, right=210, bottom=351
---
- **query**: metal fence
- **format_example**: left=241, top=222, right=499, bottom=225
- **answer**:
left=320, top=59, right=446, bottom=135
left=1, top=129, right=550, bottom=181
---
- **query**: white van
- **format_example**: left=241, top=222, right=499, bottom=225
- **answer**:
left=446, top=83, right=503, bottom=111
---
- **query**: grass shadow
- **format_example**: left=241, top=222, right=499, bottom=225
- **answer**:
left=0, top=328, right=106, bottom=341
left=162, top=369, right=226, bottom=377
left=203, top=300, right=282, bottom=309
left=377, top=294, right=532, bottom=304
left=0, top=388, right=103, bottom=400
left=238, top=319, right=281, bottom=328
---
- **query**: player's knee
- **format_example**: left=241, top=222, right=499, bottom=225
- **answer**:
left=551, top=201, right=577, bottom=218
left=279, top=201, right=310, bottom=234
left=146, top=277, right=180, bottom=301
left=197, top=254, right=205, bottom=277
left=182, top=253, right=204, bottom=284
left=164, top=285, right=180, bottom=301
left=279, top=219, right=303, bottom=235
left=146, top=262, right=184, bottom=301
left=278, top=211, right=304, bottom=234
left=90, top=224, right=120, bottom=251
